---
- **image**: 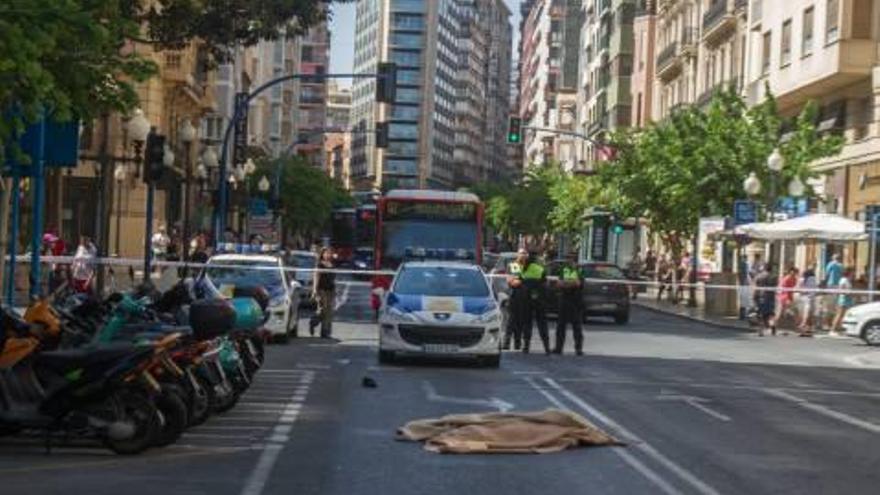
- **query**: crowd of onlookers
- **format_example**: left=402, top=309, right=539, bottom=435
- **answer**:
left=632, top=246, right=865, bottom=338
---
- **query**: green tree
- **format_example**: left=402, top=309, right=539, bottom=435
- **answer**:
left=255, top=156, right=352, bottom=240
left=601, top=89, right=843, bottom=256
left=0, top=0, right=339, bottom=159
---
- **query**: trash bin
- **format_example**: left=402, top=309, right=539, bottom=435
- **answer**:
left=705, top=272, right=738, bottom=317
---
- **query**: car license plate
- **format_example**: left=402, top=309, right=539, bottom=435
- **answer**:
left=423, top=344, right=458, bottom=354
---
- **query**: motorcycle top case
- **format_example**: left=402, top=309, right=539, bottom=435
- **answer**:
left=189, top=299, right=236, bottom=340
left=228, top=297, right=265, bottom=331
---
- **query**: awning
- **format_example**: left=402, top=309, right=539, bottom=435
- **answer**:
left=737, top=213, right=866, bottom=241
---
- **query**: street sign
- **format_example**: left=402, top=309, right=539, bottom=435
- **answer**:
left=733, top=200, right=758, bottom=225
left=249, top=198, right=269, bottom=216
left=4, top=118, right=80, bottom=173
left=776, top=197, right=808, bottom=219
left=233, top=92, right=249, bottom=166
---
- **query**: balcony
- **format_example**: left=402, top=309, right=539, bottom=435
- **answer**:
left=655, top=42, right=682, bottom=81
left=680, top=27, right=698, bottom=56
left=702, top=0, right=737, bottom=45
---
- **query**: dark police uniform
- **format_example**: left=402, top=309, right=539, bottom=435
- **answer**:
left=520, top=259, right=550, bottom=354
left=503, top=261, right=526, bottom=350
left=554, top=263, right=584, bottom=355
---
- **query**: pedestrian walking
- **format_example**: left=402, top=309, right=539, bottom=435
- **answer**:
left=737, top=254, right=752, bottom=320
left=657, top=255, right=672, bottom=302
left=822, top=253, right=843, bottom=328
left=553, top=252, right=584, bottom=356
left=309, top=247, right=337, bottom=339
left=644, top=250, right=657, bottom=279
left=753, top=263, right=778, bottom=336
left=71, top=236, right=97, bottom=295
left=151, top=225, right=170, bottom=260
left=502, top=248, right=529, bottom=351
left=830, top=266, right=855, bottom=337
left=520, top=250, right=550, bottom=354
left=797, top=266, right=818, bottom=337
left=777, top=267, right=799, bottom=330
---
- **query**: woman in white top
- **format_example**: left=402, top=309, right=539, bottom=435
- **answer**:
left=797, top=266, right=817, bottom=337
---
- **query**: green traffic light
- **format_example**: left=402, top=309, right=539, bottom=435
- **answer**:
left=508, top=133, right=520, bottom=143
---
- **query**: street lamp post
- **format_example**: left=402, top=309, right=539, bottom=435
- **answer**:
left=179, top=119, right=197, bottom=261
left=113, top=164, right=127, bottom=256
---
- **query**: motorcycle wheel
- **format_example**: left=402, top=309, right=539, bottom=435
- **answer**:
left=186, top=374, right=212, bottom=427
left=102, top=391, right=160, bottom=455
left=250, top=335, right=265, bottom=366
left=211, top=385, right=240, bottom=414
left=153, top=384, right=189, bottom=448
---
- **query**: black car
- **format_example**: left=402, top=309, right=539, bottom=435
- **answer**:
left=546, top=262, right=630, bottom=324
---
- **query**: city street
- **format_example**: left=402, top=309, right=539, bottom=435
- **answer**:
left=2, top=303, right=879, bottom=495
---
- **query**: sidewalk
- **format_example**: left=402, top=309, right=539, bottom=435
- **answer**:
left=632, top=292, right=751, bottom=332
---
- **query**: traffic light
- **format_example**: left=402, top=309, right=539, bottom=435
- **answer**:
left=376, top=62, right=397, bottom=104
left=507, top=117, right=522, bottom=144
left=144, top=131, right=166, bottom=183
left=375, top=122, right=389, bottom=149
left=612, top=223, right=625, bottom=235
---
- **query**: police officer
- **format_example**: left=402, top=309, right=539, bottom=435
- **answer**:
left=502, top=248, right=529, bottom=350
left=553, top=252, right=584, bottom=356
left=520, top=250, right=550, bottom=354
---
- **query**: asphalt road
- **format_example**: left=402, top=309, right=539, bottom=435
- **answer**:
left=2, top=306, right=880, bottom=495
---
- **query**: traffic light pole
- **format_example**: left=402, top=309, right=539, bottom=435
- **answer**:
left=214, top=70, right=392, bottom=244
left=143, top=180, right=155, bottom=283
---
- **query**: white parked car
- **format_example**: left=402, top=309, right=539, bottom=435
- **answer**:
left=842, top=302, right=880, bottom=346
left=201, top=254, right=302, bottom=342
left=378, top=261, right=503, bottom=367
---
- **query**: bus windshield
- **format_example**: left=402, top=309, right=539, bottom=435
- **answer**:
left=381, top=220, right=478, bottom=269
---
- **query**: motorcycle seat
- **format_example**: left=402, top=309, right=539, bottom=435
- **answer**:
left=35, top=343, right=145, bottom=373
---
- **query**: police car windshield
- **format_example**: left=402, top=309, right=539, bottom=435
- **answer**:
left=394, top=266, right=489, bottom=298
left=205, top=259, right=284, bottom=291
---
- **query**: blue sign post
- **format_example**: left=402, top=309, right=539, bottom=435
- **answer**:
left=733, top=200, right=758, bottom=226
left=3, top=114, right=79, bottom=303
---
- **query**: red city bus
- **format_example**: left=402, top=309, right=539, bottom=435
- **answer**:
left=330, top=208, right=356, bottom=263
left=371, top=189, right=484, bottom=310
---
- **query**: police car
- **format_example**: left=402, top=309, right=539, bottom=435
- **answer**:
left=377, top=261, right=503, bottom=367
left=201, top=250, right=303, bottom=342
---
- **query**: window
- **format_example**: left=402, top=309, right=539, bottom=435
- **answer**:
left=826, top=0, right=839, bottom=43
left=389, top=123, right=418, bottom=139
left=781, top=19, right=792, bottom=66
left=391, top=105, right=420, bottom=121
left=396, top=87, right=421, bottom=103
left=390, top=33, right=423, bottom=49
left=761, top=31, right=772, bottom=75
left=397, top=69, right=420, bottom=85
left=803, top=7, right=814, bottom=55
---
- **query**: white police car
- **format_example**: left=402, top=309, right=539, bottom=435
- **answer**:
left=378, top=261, right=503, bottom=367
left=842, top=301, right=880, bottom=346
left=201, top=254, right=302, bottom=342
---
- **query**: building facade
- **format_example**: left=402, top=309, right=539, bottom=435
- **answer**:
left=744, top=0, right=880, bottom=270
left=577, top=0, right=636, bottom=167
left=520, top=0, right=582, bottom=167
left=325, top=81, right=353, bottom=188
left=351, top=0, right=512, bottom=191
left=631, top=0, right=658, bottom=127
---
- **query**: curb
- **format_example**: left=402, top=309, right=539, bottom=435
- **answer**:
left=633, top=301, right=751, bottom=333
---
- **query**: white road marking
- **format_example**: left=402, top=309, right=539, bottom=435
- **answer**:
left=543, top=378, right=724, bottom=495
left=422, top=380, right=514, bottom=412
left=524, top=377, right=683, bottom=495
left=656, top=391, right=732, bottom=422
left=762, top=388, right=880, bottom=434
left=239, top=370, right=314, bottom=495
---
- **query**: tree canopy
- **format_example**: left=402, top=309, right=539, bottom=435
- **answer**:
left=253, top=155, right=351, bottom=240
left=0, top=0, right=339, bottom=161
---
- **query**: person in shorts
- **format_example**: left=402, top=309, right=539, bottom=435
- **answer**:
left=830, top=267, right=855, bottom=337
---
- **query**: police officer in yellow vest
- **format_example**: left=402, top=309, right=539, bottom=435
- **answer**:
left=519, top=250, right=550, bottom=354
left=553, top=251, right=584, bottom=355
left=502, top=248, right=529, bottom=350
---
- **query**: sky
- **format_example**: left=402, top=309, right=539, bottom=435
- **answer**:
left=329, top=1, right=522, bottom=88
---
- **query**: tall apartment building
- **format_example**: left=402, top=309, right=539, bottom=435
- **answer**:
left=519, top=0, right=582, bottom=167
left=454, top=0, right=514, bottom=185
left=291, top=24, right=331, bottom=167
left=577, top=0, right=636, bottom=167
left=745, top=0, right=880, bottom=233
left=325, top=81, right=353, bottom=188
left=652, top=0, right=748, bottom=119
left=631, top=0, right=657, bottom=127
left=351, top=0, right=463, bottom=190
left=350, top=0, right=512, bottom=190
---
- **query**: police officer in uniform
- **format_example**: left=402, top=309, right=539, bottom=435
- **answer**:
left=520, top=250, right=550, bottom=354
left=502, top=248, right=529, bottom=350
left=553, top=252, right=584, bottom=355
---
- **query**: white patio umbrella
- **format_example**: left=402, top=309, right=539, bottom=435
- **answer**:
left=737, top=213, right=867, bottom=242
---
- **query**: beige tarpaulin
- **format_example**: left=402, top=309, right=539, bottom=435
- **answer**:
left=397, top=409, right=622, bottom=454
